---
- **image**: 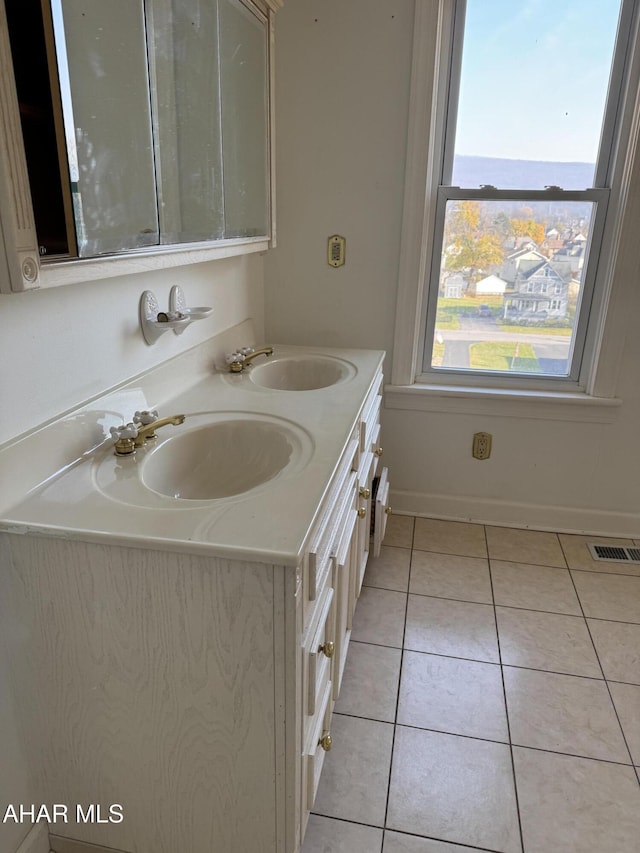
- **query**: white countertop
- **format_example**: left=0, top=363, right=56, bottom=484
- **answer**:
left=0, top=336, right=384, bottom=566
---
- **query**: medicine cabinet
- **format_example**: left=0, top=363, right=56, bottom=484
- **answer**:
left=0, top=0, right=282, bottom=293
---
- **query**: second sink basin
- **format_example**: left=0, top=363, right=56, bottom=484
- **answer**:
left=249, top=354, right=356, bottom=391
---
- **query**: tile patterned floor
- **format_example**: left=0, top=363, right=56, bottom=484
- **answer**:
left=302, top=516, right=640, bottom=853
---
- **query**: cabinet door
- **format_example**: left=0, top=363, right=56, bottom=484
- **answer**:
left=302, top=678, right=333, bottom=817
left=355, top=449, right=375, bottom=599
left=373, top=467, right=390, bottom=558
left=304, top=586, right=335, bottom=721
left=332, top=504, right=358, bottom=700
left=305, top=437, right=359, bottom=625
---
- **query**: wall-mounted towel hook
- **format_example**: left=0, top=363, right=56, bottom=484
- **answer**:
left=140, top=288, right=212, bottom=345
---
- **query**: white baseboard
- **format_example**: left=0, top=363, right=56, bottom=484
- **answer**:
left=14, top=823, right=50, bottom=853
left=390, top=488, right=640, bottom=538
left=49, top=836, right=129, bottom=853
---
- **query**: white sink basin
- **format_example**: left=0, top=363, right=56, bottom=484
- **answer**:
left=94, top=412, right=314, bottom=505
left=249, top=355, right=356, bottom=391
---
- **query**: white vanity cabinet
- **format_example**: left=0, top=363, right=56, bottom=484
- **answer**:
left=299, top=368, right=387, bottom=838
left=0, top=347, right=387, bottom=853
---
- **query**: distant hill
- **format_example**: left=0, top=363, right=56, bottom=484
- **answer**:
left=452, top=155, right=595, bottom=191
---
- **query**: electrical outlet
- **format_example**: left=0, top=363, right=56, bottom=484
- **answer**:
left=328, top=235, right=346, bottom=267
left=472, top=432, right=492, bottom=460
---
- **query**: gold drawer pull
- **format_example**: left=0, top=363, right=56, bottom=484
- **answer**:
left=357, top=506, right=367, bottom=519
left=385, top=506, right=392, bottom=515
left=359, top=486, right=370, bottom=499
left=319, top=733, right=332, bottom=752
left=374, top=446, right=383, bottom=457
left=319, top=640, right=335, bottom=659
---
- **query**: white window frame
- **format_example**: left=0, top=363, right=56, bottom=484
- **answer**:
left=389, top=0, right=640, bottom=415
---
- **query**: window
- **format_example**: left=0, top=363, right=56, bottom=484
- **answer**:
left=415, top=0, right=638, bottom=387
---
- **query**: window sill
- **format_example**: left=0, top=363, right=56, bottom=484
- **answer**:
left=384, top=382, right=622, bottom=423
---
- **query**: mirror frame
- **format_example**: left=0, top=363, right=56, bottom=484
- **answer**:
left=0, top=0, right=283, bottom=293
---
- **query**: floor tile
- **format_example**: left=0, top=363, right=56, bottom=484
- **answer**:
left=514, top=747, right=640, bottom=853
left=496, top=607, right=602, bottom=677
left=364, top=546, right=411, bottom=592
left=559, top=533, right=639, bottom=575
left=351, top=587, right=407, bottom=648
left=334, top=641, right=401, bottom=723
left=387, top=726, right=521, bottom=853
left=486, top=526, right=566, bottom=567
left=503, top=667, right=630, bottom=763
left=409, top=551, right=492, bottom=604
left=397, top=651, right=508, bottom=742
left=383, top=832, right=494, bottom=852
left=609, top=681, right=640, bottom=765
left=312, top=714, right=394, bottom=827
left=587, top=619, right=640, bottom=684
left=572, top=571, right=640, bottom=623
left=413, top=518, right=487, bottom=558
left=383, top=514, right=415, bottom=548
left=405, top=595, right=499, bottom=663
left=490, top=561, right=581, bottom=615
left=306, top=519, right=640, bottom=853
left=302, top=814, right=383, bottom=853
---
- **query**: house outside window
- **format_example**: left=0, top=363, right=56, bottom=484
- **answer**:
left=392, top=0, right=640, bottom=393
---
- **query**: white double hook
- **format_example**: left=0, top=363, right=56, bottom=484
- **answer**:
left=140, top=286, right=212, bottom=345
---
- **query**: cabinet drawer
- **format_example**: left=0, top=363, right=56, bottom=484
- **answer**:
left=304, top=678, right=333, bottom=813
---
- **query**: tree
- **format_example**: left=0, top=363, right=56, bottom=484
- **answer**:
left=444, top=201, right=505, bottom=294
left=492, top=211, right=512, bottom=240
left=510, top=218, right=545, bottom=245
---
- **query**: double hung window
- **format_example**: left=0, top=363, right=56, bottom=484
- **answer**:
left=420, top=0, right=637, bottom=386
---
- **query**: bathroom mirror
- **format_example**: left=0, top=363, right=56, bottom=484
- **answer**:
left=0, top=0, right=275, bottom=289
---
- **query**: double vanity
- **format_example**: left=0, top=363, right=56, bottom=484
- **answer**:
left=0, top=325, right=388, bottom=853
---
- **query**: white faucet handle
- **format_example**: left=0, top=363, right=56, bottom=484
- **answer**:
left=240, top=346, right=255, bottom=355
left=110, top=423, right=139, bottom=442
left=225, top=351, right=245, bottom=364
left=133, top=409, right=159, bottom=425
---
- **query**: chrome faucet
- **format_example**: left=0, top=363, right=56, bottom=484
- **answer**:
left=226, top=346, right=274, bottom=373
left=110, top=411, right=186, bottom=456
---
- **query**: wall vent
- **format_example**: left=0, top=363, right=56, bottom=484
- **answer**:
left=588, top=544, right=640, bottom=564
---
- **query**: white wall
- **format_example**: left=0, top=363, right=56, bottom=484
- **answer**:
left=0, top=254, right=264, bottom=445
left=265, top=0, right=412, bottom=352
left=265, top=0, right=640, bottom=534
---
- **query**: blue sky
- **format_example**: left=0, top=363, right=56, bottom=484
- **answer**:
left=454, top=0, right=621, bottom=164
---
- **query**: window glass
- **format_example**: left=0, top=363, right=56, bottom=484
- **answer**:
left=424, top=0, right=628, bottom=382
left=430, top=199, right=594, bottom=375
left=450, top=0, right=622, bottom=189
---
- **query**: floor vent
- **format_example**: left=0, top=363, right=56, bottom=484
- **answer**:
left=588, top=544, right=640, bottom=563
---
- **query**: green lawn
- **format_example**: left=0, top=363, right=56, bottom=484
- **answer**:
left=435, top=311, right=460, bottom=330
left=438, top=295, right=504, bottom=309
left=469, top=342, right=540, bottom=372
left=497, top=324, right=572, bottom=337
